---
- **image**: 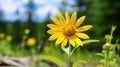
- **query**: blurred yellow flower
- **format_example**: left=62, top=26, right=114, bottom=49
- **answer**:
left=24, top=29, right=30, bottom=34
left=6, top=35, right=12, bottom=41
left=47, top=11, right=92, bottom=47
left=44, top=46, right=50, bottom=52
left=0, top=33, right=5, bottom=38
left=26, top=37, right=36, bottom=46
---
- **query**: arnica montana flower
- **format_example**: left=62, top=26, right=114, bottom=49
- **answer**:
left=24, top=29, right=30, bottom=34
left=0, top=33, right=5, bottom=39
left=6, top=35, right=12, bottom=41
left=26, top=37, right=36, bottom=46
left=47, top=11, right=92, bottom=47
left=44, top=46, right=50, bottom=52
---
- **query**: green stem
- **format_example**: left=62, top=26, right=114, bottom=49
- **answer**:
left=105, top=49, right=109, bottom=67
left=70, top=46, right=78, bottom=56
left=68, top=44, right=71, bottom=67
left=21, top=35, right=27, bottom=56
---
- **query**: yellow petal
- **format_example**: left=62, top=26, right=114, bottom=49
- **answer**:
left=76, top=33, right=89, bottom=39
left=47, top=29, right=62, bottom=34
left=50, top=17, right=61, bottom=25
left=55, top=35, right=65, bottom=45
left=65, top=11, right=70, bottom=24
left=57, top=12, right=65, bottom=22
left=76, top=25, right=92, bottom=32
left=69, top=39, right=75, bottom=47
left=75, top=37, right=83, bottom=46
left=47, top=24, right=58, bottom=28
left=48, top=33, right=60, bottom=41
left=70, top=11, right=77, bottom=25
left=74, top=16, right=86, bottom=27
left=61, top=39, right=67, bottom=48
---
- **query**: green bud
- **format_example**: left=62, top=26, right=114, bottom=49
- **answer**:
left=105, top=34, right=113, bottom=41
left=111, top=25, right=116, bottom=32
left=103, top=43, right=113, bottom=50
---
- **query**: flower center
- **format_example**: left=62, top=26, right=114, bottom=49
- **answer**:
left=63, top=27, right=76, bottom=36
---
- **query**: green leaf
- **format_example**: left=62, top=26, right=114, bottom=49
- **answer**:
left=61, top=47, right=70, bottom=55
left=83, top=39, right=100, bottom=44
left=96, top=53, right=104, bottom=57
left=72, top=59, right=88, bottom=67
left=36, top=55, right=63, bottom=67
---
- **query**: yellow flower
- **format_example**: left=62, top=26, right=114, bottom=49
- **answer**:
left=24, top=29, right=30, bottom=34
left=6, top=35, right=12, bottom=41
left=44, top=46, right=50, bottom=52
left=0, top=33, right=5, bottom=38
left=47, top=11, right=92, bottom=47
left=26, top=37, right=36, bottom=46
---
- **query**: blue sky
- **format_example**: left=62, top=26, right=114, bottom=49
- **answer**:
left=0, top=0, right=77, bottom=22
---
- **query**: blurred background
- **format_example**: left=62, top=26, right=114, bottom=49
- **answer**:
left=0, top=0, right=120, bottom=66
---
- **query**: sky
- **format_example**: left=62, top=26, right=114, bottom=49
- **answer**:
left=0, top=0, right=77, bottom=22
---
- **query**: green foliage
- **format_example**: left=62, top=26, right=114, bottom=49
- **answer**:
left=36, top=55, right=63, bottom=67
left=83, top=39, right=100, bottom=44
left=72, top=59, right=88, bottom=67
left=0, top=39, right=11, bottom=55
left=97, top=25, right=119, bottom=67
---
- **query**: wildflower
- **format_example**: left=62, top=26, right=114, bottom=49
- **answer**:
left=24, top=29, right=30, bottom=34
left=47, top=11, right=92, bottom=47
left=26, top=37, right=36, bottom=46
left=44, top=46, right=50, bottom=52
left=0, top=33, right=5, bottom=39
left=6, top=35, right=12, bottom=41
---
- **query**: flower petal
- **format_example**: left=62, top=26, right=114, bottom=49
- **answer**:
left=47, top=29, right=62, bottom=34
left=65, top=11, right=70, bottom=24
left=55, top=35, right=65, bottom=45
left=74, top=16, right=86, bottom=27
left=70, top=11, right=77, bottom=25
left=47, top=24, right=58, bottom=28
left=76, top=33, right=89, bottom=39
left=69, top=39, right=75, bottom=47
left=48, top=33, right=60, bottom=41
left=76, top=25, right=92, bottom=32
left=50, top=17, right=61, bottom=25
left=57, top=12, right=65, bottom=22
left=75, top=37, right=83, bottom=46
left=61, top=39, right=68, bottom=48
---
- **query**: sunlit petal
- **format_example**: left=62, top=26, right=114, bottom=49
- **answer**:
left=47, top=29, right=62, bottom=34
left=75, top=37, right=83, bottom=46
left=76, top=33, right=89, bottom=39
left=69, top=39, right=75, bottom=47
left=50, top=17, right=61, bottom=25
left=48, top=33, right=60, bottom=41
left=65, top=11, right=70, bottom=24
left=55, top=35, right=65, bottom=45
left=47, top=24, right=58, bottom=28
left=76, top=25, right=92, bottom=32
left=57, top=12, right=65, bottom=22
left=61, top=39, right=68, bottom=48
left=70, top=11, right=77, bottom=25
left=74, top=16, right=86, bottom=27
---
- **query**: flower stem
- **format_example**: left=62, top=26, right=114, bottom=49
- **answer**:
left=68, top=44, right=71, bottom=67
left=21, top=35, right=27, bottom=56
left=105, top=49, right=109, bottom=67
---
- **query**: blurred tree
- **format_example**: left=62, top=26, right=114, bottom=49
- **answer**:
left=75, top=0, right=120, bottom=51
left=91, top=0, right=120, bottom=38
left=76, top=0, right=120, bottom=39
left=25, top=0, right=37, bottom=38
